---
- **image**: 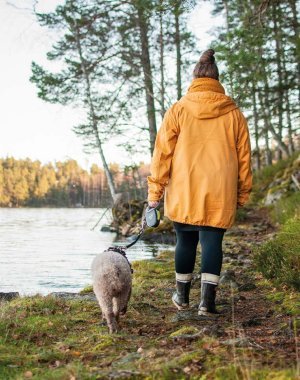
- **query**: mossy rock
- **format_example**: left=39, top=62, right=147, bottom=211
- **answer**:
left=169, top=326, right=199, bottom=337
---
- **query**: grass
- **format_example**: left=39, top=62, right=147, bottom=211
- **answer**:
left=254, top=216, right=300, bottom=290
left=270, top=191, right=300, bottom=225
left=0, top=249, right=297, bottom=379
left=253, top=153, right=300, bottom=291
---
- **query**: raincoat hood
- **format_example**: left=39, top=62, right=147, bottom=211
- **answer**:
left=179, top=77, right=238, bottom=119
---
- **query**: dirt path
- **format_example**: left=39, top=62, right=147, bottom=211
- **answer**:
left=199, top=206, right=297, bottom=369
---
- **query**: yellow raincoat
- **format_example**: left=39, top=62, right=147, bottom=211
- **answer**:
left=147, top=77, right=253, bottom=229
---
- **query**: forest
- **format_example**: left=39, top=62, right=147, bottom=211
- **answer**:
left=29, top=0, right=299, bottom=204
left=0, top=158, right=149, bottom=207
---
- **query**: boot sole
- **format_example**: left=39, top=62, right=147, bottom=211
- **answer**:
left=198, top=309, right=220, bottom=317
left=172, top=297, right=189, bottom=311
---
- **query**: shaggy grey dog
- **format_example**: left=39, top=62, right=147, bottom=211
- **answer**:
left=91, top=250, right=132, bottom=333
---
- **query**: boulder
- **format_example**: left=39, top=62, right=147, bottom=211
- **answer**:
left=0, top=292, right=19, bottom=301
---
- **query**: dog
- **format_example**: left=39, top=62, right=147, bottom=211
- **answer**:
left=91, top=248, right=132, bottom=333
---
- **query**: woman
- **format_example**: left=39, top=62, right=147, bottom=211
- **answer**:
left=147, top=49, right=252, bottom=316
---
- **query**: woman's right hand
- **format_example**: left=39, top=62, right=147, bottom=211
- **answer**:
left=148, top=201, right=160, bottom=208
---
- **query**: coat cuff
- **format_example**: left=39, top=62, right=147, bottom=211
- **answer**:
left=147, top=176, right=165, bottom=202
left=237, top=192, right=250, bottom=206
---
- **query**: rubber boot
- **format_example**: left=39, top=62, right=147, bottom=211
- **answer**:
left=172, top=281, right=191, bottom=310
left=198, top=282, right=220, bottom=316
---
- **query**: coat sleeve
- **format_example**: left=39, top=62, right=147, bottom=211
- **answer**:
left=236, top=111, right=253, bottom=207
left=147, top=106, right=179, bottom=202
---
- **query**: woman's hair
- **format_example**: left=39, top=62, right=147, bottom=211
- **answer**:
left=193, top=49, right=219, bottom=80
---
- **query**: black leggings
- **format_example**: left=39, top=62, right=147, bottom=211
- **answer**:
left=174, top=225, right=226, bottom=276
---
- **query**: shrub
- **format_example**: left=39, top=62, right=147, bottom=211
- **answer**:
left=254, top=216, right=300, bottom=290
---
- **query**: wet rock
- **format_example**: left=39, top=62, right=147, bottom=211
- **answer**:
left=219, top=270, right=239, bottom=288
left=220, top=270, right=235, bottom=281
left=265, top=191, right=283, bottom=205
left=201, top=325, right=221, bottom=337
left=101, top=225, right=117, bottom=232
left=0, top=292, right=19, bottom=301
left=141, top=232, right=175, bottom=244
left=108, top=370, right=142, bottom=379
left=101, top=225, right=112, bottom=232
left=49, top=292, right=96, bottom=302
left=237, top=254, right=246, bottom=261
left=170, top=310, right=218, bottom=322
left=222, top=257, right=235, bottom=264
left=113, top=352, right=141, bottom=366
left=242, top=259, right=252, bottom=267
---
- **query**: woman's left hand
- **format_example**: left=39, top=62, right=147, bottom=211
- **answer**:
left=148, top=201, right=160, bottom=208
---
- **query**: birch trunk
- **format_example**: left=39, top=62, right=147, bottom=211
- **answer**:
left=73, top=17, right=117, bottom=203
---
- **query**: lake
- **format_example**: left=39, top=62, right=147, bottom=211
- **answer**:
left=0, top=208, right=174, bottom=295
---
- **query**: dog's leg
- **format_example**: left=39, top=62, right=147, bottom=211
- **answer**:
left=112, top=297, right=120, bottom=323
left=95, top=292, right=118, bottom=333
left=120, top=287, right=131, bottom=315
left=102, top=298, right=118, bottom=334
left=105, top=310, right=118, bottom=334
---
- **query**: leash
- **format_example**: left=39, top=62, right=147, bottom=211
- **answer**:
left=124, top=216, right=147, bottom=249
left=106, top=206, right=160, bottom=273
left=106, top=216, right=147, bottom=274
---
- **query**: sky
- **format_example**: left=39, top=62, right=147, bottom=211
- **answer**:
left=0, top=0, right=223, bottom=170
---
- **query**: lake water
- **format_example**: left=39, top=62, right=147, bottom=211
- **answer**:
left=0, top=208, right=174, bottom=295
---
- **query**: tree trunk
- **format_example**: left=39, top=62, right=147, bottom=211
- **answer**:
left=252, top=88, right=261, bottom=170
left=223, top=0, right=234, bottom=96
left=259, top=53, right=290, bottom=157
left=136, top=4, right=157, bottom=154
left=73, top=17, right=117, bottom=203
left=281, top=37, right=295, bottom=154
left=258, top=89, right=272, bottom=166
left=261, top=84, right=290, bottom=158
left=159, top=2, right=166, bottom=117
left=273, top=2, right=284, bottom=160
left=264, top=130, right=272, bottom=166
left=174, top=1, right=182, bottom=100
left=289, top=0, right=300, bottom=102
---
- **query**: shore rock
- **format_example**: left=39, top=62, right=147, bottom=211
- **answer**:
left=49, top=292, right=96, bottom=302
left=0, top=292, right=19, bottom=301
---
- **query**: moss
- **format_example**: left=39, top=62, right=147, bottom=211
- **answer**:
left=250, top=368, right=298, bottom=379
left=211, top=366, right=297, bottom=380
left=92, top=335, right=115, bottom=351
left=254, top=216, right=300, bottom=290
left=265, top=289, right=300, bottom=317
left=79, top=285, right=93, bottom=294
left=270, top=191, right=300, bottom=225
left=169, top=326, right=199, bottom=337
